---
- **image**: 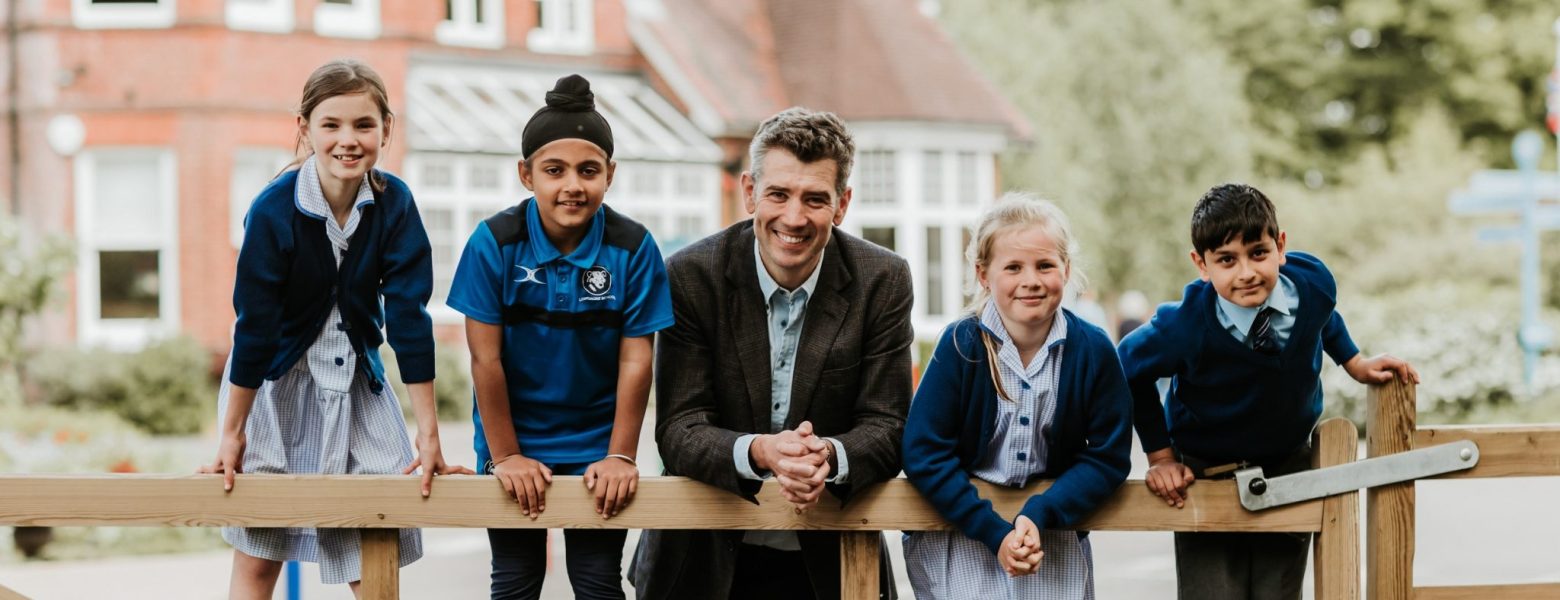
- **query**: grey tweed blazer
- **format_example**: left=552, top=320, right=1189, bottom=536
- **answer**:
left=630, top=219, right=913, bottom=600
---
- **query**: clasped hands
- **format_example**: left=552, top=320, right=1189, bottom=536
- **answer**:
left=750, top=421, right=834, bottom=511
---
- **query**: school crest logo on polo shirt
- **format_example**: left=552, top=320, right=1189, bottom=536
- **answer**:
left=581, top=265, right=612, bottom=297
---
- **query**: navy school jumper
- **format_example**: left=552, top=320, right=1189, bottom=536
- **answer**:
left=902, top=309, right=1133, bottom=555
left=1118, top=251, right=1360, bottom=466
left=228, top=169, right=435, bottom=391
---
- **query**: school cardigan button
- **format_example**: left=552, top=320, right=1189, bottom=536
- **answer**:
left=1019, top=416, right=1030, bottom=426
left=1017, top=452, right=1028, bottom=461
left=335, top=357, right=344, bottom=366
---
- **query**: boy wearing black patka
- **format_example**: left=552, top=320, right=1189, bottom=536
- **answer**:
left=1118, top=184, right=1419, bottom=600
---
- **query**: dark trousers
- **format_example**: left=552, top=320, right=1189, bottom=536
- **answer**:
left=1175, top=446, right=1314, bottom=600
left=729, top=542, right=819, bottom=600
left=1174, top=530, right=1310, bottom=600
left=486, top=462, right=626, bottom=600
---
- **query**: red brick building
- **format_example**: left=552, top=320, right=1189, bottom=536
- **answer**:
left=0, top=0, right=1025, bottom=355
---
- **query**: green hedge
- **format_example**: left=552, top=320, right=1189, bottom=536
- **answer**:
left=27, top=337, right=215, bottom=436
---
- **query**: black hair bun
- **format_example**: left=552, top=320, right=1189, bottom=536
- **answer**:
left=545, top=74, right=595, bottom=112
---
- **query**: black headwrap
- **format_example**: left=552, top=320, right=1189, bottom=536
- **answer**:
left=521, top=74, right=615, bottom=159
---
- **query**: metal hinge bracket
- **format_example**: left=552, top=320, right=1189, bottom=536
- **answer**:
left=1236, top=440, right=1479, bottom=511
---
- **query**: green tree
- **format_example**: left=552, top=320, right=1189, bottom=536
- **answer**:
left=0, top=215, right=73, bottom=407
left=1181, top=0, right=1556, bottom=177
left=942, top=0, right=1256, bottom=299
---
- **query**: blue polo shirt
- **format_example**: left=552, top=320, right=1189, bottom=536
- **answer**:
left=447, top=199, right=674, bottom=466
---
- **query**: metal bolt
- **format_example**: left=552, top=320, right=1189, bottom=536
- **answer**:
left=1248, top=478, right=1267, bottom=496
left=1460, top=448, right=1473, bottom=461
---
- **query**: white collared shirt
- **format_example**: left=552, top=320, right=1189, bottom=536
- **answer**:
left=1215, top=274, right=1299, bottom=350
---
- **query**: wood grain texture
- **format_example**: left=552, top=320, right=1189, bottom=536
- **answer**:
left=1313, top=418, right=1361, bottom=600
left=359, top=528, right=399, bottom=599
left=0, top=475, right=1322, bottom=533
left=1413, top=583, right=1560, bottom=600
left=839, top=531, right=880, bottom=600
left=1416, top=425, right=1560, bottom=479
left=1367, top=379, right=1416, bottom=600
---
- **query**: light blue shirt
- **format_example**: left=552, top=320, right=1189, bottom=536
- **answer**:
left=1215, top=273, right=1299, bottom=350
left=732, top=242, right=849, bottom=550
left=972, top=301, right=1067, bottom=487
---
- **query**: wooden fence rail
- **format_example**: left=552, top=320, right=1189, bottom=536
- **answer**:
left=1366, top=379, right=1560, bottom=600
left=0, top=419, right=1360, bottom=599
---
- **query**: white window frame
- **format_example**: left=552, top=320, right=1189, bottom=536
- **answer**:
left=226, top=0, right=293, bottom=33
left=528, top=0, right=594, bottom=55
left=230, top=148, right=293, bottom=248
left=72, top=0, right=178, bottom=30
left=437, top=0, right=505, bottom=49
left=406, top=153, right=517, bottom=324
left=74, top=148, right=181, bottom=350
left=314, top=0, right=380, bottom=40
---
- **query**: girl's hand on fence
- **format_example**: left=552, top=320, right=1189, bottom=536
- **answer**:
left=491, top=454, right=552, bottom=520
left=402, top=437, right=475, bottom=498
left=197, top=431, right=247, bottom=492
left=1145, top=457, right=1195, bottom=508
left=584, top=456, right=639, bottom=519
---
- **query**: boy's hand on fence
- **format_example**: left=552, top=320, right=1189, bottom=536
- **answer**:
left=402, top=437, right=475, bottom=498
left=584, top=456, right=639, bottom=519
left=197, top=431, right=247, bottom=492
left=999, top=516, right=1043, bottom=576
left=1344, top=353, right=1421, bottom=385
left=491, top=454, right=552, bottom=520
left=1145, top=452, right=1195, bottom=508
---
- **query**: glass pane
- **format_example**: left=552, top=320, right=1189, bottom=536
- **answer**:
left=92, top=0, right=160, bottom=4
left=94, top=153, right=162, bottom=240
left=922, top=151, right=942, bottom=205
left=422, top=159, right=453, bottom=189
left=323, top=0, right=354, bottom=5
left=99, top=251, right=160, bottom=319
left=861, top=226, right=896, bottom=251
left=958, top=151, right=978, bottom=204
left=925, top=226, right=943, bottom=315
left=858, top=150, right=897, bottom=205
left=423, top=208, right=454, bottom=304
left=961, top=227, right=974, bottom=306
left=474, top=0, right=484, bottom=23
left=470, top=162, right=501, bottom=191
left=444, top=0, right=454, bottom=20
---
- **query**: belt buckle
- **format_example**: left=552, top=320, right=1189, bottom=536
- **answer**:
left=1202, top=460, right=1249, bottom=479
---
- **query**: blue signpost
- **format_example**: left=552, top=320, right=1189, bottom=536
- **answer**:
left=1448, top=130, right=1559, bottom=388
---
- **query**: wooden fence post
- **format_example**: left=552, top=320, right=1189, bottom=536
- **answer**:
left=1367, top=379, right=1416, bottom=600
left=360, top=528, right=400, bottom=600
left=840, top=531, right=881, bottom=599
left=1313, top=417, right=1361, bottom=600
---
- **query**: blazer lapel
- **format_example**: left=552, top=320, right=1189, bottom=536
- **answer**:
left=724, top=226, right=776, bottom=434
left=785, top=235, right=852, bottom=430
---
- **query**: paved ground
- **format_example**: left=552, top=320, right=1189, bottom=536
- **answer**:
left=3, top=420, right=1559, bottom=599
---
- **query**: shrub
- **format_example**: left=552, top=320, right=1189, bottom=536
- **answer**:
left=380, top=343, right=472, bottom=423
left=27, top=337, right=216, bottom=435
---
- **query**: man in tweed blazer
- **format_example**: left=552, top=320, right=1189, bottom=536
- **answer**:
left=630, top=108, right=913, bottom=600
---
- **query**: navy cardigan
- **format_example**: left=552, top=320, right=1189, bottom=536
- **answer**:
left=1118, top=251, right=1360, bottom=464
left=228, top=169, right=435, bottom=391
left=902, top=310, right=1132, bottom=555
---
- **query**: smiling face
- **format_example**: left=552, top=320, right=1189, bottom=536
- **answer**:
left=1191, top=231, right=1288, bottom=308
left=520, top=138, right=615, bottom=253
left=299, top=91, right=388, bottom=190
left=742, top=148, right=850, bottom=290
left=977, top=224, right=1070, bottom=333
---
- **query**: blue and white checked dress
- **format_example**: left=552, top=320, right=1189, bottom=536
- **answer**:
left=904, top=302, right=1094, bottom=600
left=218, top=157, right=423, bottom=584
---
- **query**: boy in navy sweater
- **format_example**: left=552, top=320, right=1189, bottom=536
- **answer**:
left=1118, top=183, right=1418, bottom=599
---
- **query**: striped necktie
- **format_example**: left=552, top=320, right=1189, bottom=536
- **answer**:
left=1248, top=307, right=1280, bottom=355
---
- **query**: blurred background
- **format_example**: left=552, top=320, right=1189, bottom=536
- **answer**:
left=1, top=0, right=1558, bottom=597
